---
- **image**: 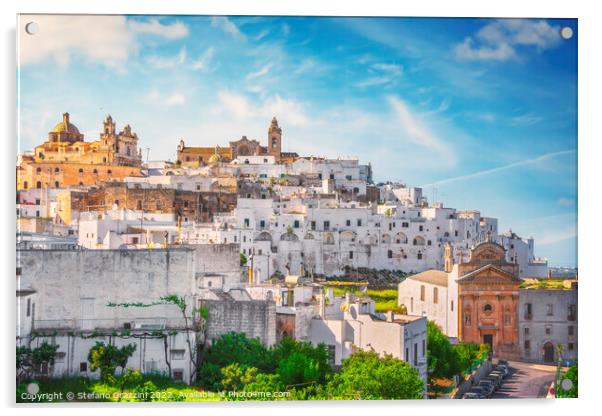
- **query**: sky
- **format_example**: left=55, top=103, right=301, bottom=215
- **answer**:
left=17, top=15, right=578, bottom=267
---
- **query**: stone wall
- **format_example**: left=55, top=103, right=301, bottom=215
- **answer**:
left=201, top=298, right=276, bottom=346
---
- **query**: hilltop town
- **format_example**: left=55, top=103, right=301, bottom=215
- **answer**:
left=16, top=113, right=577, bottom=399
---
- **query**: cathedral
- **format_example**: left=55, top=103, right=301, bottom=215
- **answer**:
left=176, top=117, right=297, bottom=167
left=17, top=113, right=142, bottom=190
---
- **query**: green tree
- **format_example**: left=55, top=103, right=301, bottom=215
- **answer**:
left=272, top=337, right=331, bottom=383
left=327, top=351, right=424, bottom=400
left=88, top=342, right=137, bottom=382
left=114, top=368, right=143, bottom=400
left=18, top=342, right=60, bottom=378
left=242, top=373, right=285, bottom=400
left=220, top=363, right=258, bottom=392
left=199, top=332, right=273, bottom=388
left=277, top=351, right=321, bottom=387
left=557, top=364, right=578, bottom=398
left=426, top=321, right=459, bottom=386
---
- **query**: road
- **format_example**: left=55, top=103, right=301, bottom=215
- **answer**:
left=492, top=360, right=556, bottom=399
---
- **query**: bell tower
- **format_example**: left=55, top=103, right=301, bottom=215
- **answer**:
left=267, top=116, right=282, bottom=161
left=444, top=242, right=454, bottom=273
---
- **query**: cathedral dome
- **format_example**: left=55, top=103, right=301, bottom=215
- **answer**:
left=51, top=112, right=80, bottom=135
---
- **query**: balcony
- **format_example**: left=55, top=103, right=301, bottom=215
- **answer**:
left=524, top=313, right=533, bottom=320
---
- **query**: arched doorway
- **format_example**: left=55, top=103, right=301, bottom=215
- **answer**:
left=543, top=342, right=555, bottom=363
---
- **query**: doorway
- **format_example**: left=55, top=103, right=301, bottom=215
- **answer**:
left=483, top=334, right=493, bottom=351
left=543, top=342, right=555, bottom=363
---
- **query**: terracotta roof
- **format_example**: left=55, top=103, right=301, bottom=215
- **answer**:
left=407, top=269, right=448, bottom=287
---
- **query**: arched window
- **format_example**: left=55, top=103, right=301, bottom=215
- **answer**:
left=484, top=304, right=493, bottom=313
left=54, top=181, right=59, bottom=188
left=36, top=181, right=42, bottom=189
left=23, top=181, right=28, bottom=189
left=36, top=167, right=42, bottom=174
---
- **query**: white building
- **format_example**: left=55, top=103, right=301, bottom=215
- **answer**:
left=310, top=295, right=427, bottom=383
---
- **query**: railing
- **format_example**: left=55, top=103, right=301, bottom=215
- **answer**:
left=33, top=317, right=189, bottom=331
left=524, top=313, right=532, bottom=320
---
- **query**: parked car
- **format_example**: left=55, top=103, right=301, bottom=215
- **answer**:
left=478, top=380, right=497, bottom=396
left=490, top=370, right=505, bottom=381
left=494, top=364, right=509, bottom=377
left=462, top=392, right=481, bottom=399
left=470, top=386, right=489, bottom=398
left=497, top=359, right=509, bottom=367
left=486, top=373, right=503, bottom=388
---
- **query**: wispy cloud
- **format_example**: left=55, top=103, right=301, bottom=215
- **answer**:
left=356, top=63, right=403, bottom=88
left=246, top=64, right=273, bottom=81
left=387, top=96, right=450, bottom=155
left=146, top=47, right=187, bottom=69
left=422, top=149, right=575, bottom=187
left=509, top=113, right=543, bottom=126
left=128, top=18, right=189, bottom=39
left=211, top=16, right=246, bottom=41
left=537, top=228, right=577, bottom=245
left=454, top=19, right=562, bottom=61
left=558, top=197, right=575, bottom=206
left=190, top=46, right=215, bottom=71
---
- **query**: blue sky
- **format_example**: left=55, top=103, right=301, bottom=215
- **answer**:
left=17, top=15, right=577, bottom=267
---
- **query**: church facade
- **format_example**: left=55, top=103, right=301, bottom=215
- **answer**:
left=17, top=113, right=142, bottom=190
left=176, top=117, right=294, bottom=167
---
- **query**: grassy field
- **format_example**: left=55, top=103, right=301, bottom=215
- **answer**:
left=326, top=283, right=403, bottom=313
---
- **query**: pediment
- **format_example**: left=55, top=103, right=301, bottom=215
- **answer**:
left=458, top=264, right=521, bottom=285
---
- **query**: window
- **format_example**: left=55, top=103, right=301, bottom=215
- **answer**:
left=346, top=219, right=351, bottom=226
left=420, top=285, right=425, bottom=301
left=310, top=221, right=316, bottom=231
left=54, top=181, right=59, bottom=188
left=545, top=326, right=552, bottom=335
left=155, top=200, right=162, bottom=210
left=405, top=347, right=409, bottom=362
left=433, top=287, right=438, bottom=304
left=524, top=340, right=530, bottom=350
left=525, top=303, right=533, bottom=319
left=323, top=221, right=330, bottom=231
left=172, top=369, right=184, bottom=382
left=410, top=297, right=414, bottom=312
left=260, top=220, right=265, bottom=229
left=387, top=249, right=393, bottom=259
left=464, top=309, right=471, bottom=326
left=137, top=200, right=142, bottom=210
left=422, top=339, right=426, bottom=357
left=170, top=349, right=185, bottom=360
left=36, top=181, right=42, bottom=189
left=23, top=181, right=28, bottom=189
left=349, top=251, right=353, bottom=259
left=293, top=220, right=300, bottom=228
left=417, top=252, right=423, bottom=260
left=451, top=300, right=454, bottom=312
left=80, top=362, right=88, bottom=372
left=524, top=327, right=530, bottom=335
left=568, top=326, right=574, bottom=336
left=483, top=304, right=492, bottom=313
left=132, top=237, right=139, bottom=245
left=357, top=219, right=362, bottom=226
left=546, top=304, right=554, bottom=316
left=419, top=225, right=423, bottom=232
left=402, top=222, right=409, bottom=228
left=568, top=304, right=576, bottom=321
left=244, top=218, right=250, bottom=228
left=568, top=343, right=574, bottom=351
left=413, top=342, right=418, bottom=366
left=26, top=299, right=31, bottom=317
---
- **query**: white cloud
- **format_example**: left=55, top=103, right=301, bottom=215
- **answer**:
left=356, top=63, right=403, bottom=88
left=166, top=93, right=186, bottom=106
left=146, top=47, right=187, bottom=69
left=210, top=16, right=245, bottom=41
left=509, top=113, right=543, bottom=126
left=423, top=149, right=575, bottom=187
left=190, top=47, right=215, bottom=71
left=558, top=198, right=575, bottom=206
left=454, top=37, right=516, bottom=61
left=19, top=15, right=135, bottom=68
left=387, top=96, right=449, bottom=155
left=246, top=64, right=273, bottom=80
left=454, top=19, right=562, bottom=61
left=537, top=228, right=577, bottom=245
left=19, top=16, right=189, bottom=69
left=215, top=90, right=308, bottom=127
left=128, top=18, right=189, bottom=39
